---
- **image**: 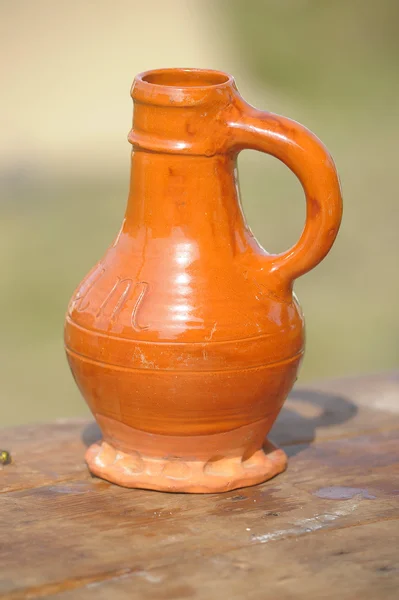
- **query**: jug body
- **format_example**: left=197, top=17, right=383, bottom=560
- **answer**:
left=65, top=68, right=342, bottom=493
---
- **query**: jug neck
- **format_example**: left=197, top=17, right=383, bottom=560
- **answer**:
left=125, top=150, right=252, bottom=257
left=123, top=68, right=256, bottom=257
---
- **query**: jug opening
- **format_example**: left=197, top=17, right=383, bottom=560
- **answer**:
left=140, top=68, right=230, bottom=89
left=132, top=69, right=234, bottom=108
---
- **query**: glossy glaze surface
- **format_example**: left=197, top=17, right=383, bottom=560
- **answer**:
left=65, top=68, right=342, bottom=492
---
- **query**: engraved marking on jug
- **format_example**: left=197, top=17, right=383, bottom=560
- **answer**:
left=131, top=281, right=149, bottom=331
left=97, top=278, right=133, bottom=321
left=71, top=267, right=105, bottom=313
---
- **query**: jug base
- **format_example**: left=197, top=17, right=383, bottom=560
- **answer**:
left=85, top=438, right=287, bottom=494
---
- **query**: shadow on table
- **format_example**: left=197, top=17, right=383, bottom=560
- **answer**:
left=82, top=421, right=102, bottom=447
left=81, top=389, right=357, bottom=458
left=271, top=388, right=358, bottom=457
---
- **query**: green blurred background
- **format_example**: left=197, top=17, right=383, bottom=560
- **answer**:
left=1, top=0, right=398, bottom=426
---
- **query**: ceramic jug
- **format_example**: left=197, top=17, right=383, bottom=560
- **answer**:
left=65, top=68, right=342, bottom=493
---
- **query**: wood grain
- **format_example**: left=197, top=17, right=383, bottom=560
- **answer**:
left=0, top=372, right=398, bottom=599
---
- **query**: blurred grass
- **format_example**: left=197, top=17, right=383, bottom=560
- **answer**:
left=1, top=176, right=128, bottom=425
left=1, top=0, right=398, bottom=426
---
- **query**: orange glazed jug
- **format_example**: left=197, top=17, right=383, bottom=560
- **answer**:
left=65, top=69, right=342, bottom=493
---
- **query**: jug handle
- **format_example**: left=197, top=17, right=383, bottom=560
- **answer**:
left=228, top=102, right=343, bottom=289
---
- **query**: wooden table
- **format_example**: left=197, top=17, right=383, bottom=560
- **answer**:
left=1, top=372, right=398, bottom=599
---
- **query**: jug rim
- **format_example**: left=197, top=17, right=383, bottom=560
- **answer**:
left=131, top=68, right=235, bottom=107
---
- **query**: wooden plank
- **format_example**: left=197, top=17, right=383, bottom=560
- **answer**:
left=0, top=429, right=397, bottom=598
left=0, top=419, right=90, bottom=493
left=48, top=520, right=399, bottom=600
